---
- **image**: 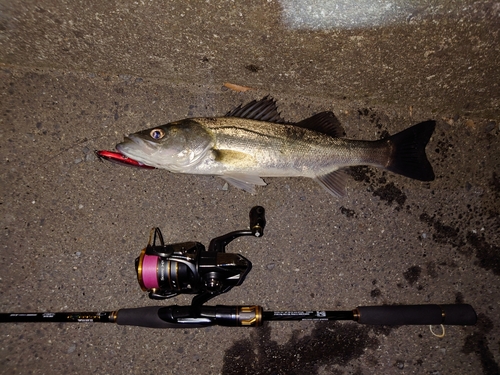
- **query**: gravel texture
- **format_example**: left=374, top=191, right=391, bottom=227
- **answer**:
left=1, top=1, right=499, bottom=374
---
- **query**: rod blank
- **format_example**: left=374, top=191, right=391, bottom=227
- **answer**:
left=0, top=312, right=114, bottom=323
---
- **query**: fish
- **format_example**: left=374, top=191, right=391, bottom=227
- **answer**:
left=115, top=97, right=435, bottom=197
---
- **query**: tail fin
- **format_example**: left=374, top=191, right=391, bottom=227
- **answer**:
left=385, top=120, right=435, bottom=181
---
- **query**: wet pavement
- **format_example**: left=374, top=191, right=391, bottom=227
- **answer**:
left=1, top=1, right=499, bottom=374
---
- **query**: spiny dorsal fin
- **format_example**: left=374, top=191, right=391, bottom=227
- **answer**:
left=295, top=112, right=345, bottom=138
left=225, top=96, right=286, bottom=123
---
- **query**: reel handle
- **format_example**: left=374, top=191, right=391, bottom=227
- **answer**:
left=249, top=206, right=266, bottom=237
left=355, top=304, right=477, bottom=326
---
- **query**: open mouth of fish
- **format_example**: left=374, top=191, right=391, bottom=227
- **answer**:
left=95, top=150, right=156, bottom=169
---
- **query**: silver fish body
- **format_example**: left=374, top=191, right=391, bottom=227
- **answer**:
left=116, top=97, right=435, bottom=196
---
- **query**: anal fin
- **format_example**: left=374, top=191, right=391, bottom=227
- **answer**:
left=314, top=169, right=348, bottom=197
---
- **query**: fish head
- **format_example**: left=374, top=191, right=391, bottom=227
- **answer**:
left=116, top=120, right=214, bottom=171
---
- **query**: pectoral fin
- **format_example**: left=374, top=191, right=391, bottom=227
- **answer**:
left=220, top=174, right=267, bottom=194
left=314, top=169, right=348, bottom=197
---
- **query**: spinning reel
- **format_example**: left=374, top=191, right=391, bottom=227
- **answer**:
left=135, top=206, right=266, bottom=308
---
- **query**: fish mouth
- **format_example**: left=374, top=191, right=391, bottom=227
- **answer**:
left=121, top=134, right=147, bottom=146
left=116, top=134, right=157, bottom=156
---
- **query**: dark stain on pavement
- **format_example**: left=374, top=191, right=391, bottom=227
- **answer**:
left=348, top=166, right=375, bottom=185
left=490, top=172, right=500, bottom=199
left=419, top=213, right=464, bottom=248
left=221, top=321, right=390, bottom=375
left=420, top=211, right=500, bottom=276
left=466, top=232, right=500, bottom=276
left=340, top=206, right=357, bottom=218
left=462, top=314, right=500, bottom=375
left=373, top=182, right=407, bottom=209
left=347, top=166, right=407, bottom=209
left=403, top=266, right=422, bottom=286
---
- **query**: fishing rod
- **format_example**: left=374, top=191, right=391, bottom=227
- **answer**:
left=0, top=207, right=477, bottom=329
left=0, top=304, right=477, bottom=328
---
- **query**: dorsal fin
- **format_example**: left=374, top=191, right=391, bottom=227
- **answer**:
left=295, top=112, right=345, bottom=138
left=225, top=96, right=287, bottom=123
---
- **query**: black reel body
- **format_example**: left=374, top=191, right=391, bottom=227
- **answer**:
left=135, top=206, right=265, bottom=307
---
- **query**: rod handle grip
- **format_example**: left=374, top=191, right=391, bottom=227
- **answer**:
left=356, top=304, right=477, bottom=326
left=116, top=306, right=204, bottom=328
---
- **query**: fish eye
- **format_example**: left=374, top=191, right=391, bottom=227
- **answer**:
left=150, top=128, right=165, bottom=140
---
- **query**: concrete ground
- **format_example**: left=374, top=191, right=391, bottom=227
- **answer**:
left=1, top=1, right=499, bottom=374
